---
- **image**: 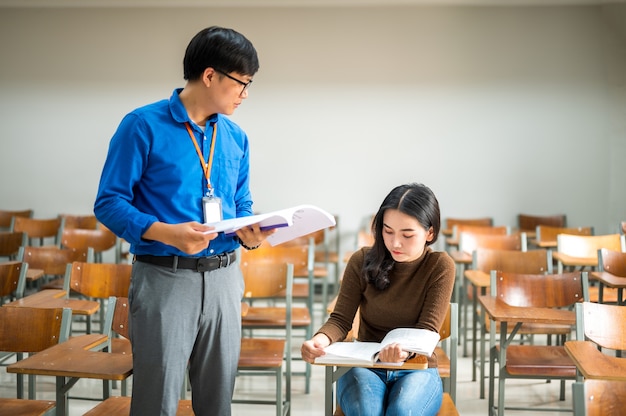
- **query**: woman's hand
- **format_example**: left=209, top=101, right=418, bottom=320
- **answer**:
left=377, top=342, right=412, bottom=363
left=301, top=334, right=331, bottom=364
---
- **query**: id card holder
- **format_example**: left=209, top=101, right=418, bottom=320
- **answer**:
left=202, top=195, right=223, bottom=223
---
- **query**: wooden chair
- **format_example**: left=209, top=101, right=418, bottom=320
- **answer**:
left=60, top=261, right=132, bottom=333
left=487, top=270, right=589, bottom=416
left=11, top=216, right=64, bottom=246
left=531, top=225, right=594, bottom=249
left=592, top=248, right=626, bottom=304
left=517, top=213, right=566, bottom=238
left=236, top=261, right=294, bottom=416
left=446, top=224, right=509, bottom=252
left=0, top=306, right=72, bottom=399
left=443, top=216, right=493, bottom=237
left=58, top=214, right=98, bottom=230
left=330, top=303, right=458, bottom=415
left=0, top=230, right=27, bottom=261
left=0, top=209, right=33, bottom=230
left=464, top=248, right=554, bottom=397
left=572, top=379, right=626, bottom=416
left=554, top=233, right=626, bottom=273
left=60, top=225, right=117, bottom=263
left=0, top=398, right=56, bottom=416
left=565, top=301, right=626, bottom=382
left=240, top=242, right=314, bottom=394
left=0, top=260, right=28, bottom=303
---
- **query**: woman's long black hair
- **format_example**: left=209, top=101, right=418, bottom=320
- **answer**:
left=363, top=183, right=441, bottom=290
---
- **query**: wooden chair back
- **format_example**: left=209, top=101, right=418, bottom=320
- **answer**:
left=518, top=213, right=566, bottom=233
left=535, top=225, right=593, bottom=246
left=64, top=262, right=132, bottom=299
left=459, top=232, right=526, bottom=255
left=473, top=248, right=552, bottom=274
left=0, top=209, right=33, bottom=229
left=0, top=231, right=27, bottom=259
left=445, top=217, right=493, bottom=234
left=557, top=233, right=625, bottom=260
left=111, top=296, right=130, bottom=339
left=61, top=226, right=117, bottom=262
left=18, top=245, right=90, bottom=278
left=575, top=301, right=626, bottom=352
left=240, top=261, right=292, bottom=299
left=241, top=242, right=310, bottom=278
left=492, top=270, right=587, bottom=308
left=0, top=306, right=71, bottom=353
left=598, top=248, right=626, bottom=277
left=59, top=214, right=98, bottom=230
left=11, top=217, right=63, bottom=246
left=452, top=224, right=508, bottom=240
left=573, top=379, right=626, bottom=416
left=0, top=261, right=28, bottom=301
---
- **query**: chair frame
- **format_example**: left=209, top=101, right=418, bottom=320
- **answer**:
left=487, top=270, right=589, bottom=416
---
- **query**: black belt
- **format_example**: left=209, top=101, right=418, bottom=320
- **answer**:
left=135, top=251, right=236, bottom=272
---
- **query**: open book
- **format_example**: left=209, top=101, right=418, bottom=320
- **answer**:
left=314, top=328, right=440, bottom=366
left=204, top=204, right=336, bottom=246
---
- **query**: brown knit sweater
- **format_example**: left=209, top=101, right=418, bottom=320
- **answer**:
left=317, top=246, right=455, bottom=368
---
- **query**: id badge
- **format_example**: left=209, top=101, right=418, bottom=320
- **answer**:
left=202, top=195, right=223, bottom=223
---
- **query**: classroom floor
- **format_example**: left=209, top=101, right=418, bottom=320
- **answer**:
left=0, top=303, right=575, bottom=416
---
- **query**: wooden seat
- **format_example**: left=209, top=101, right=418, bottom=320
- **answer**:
left=0, top=306, right=72, bottom=399
left=517, top=213, right=566, bottom=238
left=240, top=241, right=314, bottom=394
left=84, top=396, right=194, bottom=415
left=0, top=260, right=28, bottom=303
left=236, top=261, right=294, bottom=416
left=565, top=301, right=626, bottom=382
left=0, top=209, right=33, bottom=231
left=487, top=270, right=589, bottom=416
left=572, top=379, right=626, bottom=416
left=0, top=398, right=56, bottom=416
left=11, top=216, right=63, bottom=246
left=0, top=231, right=27, bottom=260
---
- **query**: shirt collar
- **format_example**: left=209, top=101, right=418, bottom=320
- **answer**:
left=169, top=88, right=219, bottom=126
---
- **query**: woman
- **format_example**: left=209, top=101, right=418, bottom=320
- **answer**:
left=301, top=183, right=455, bottom=416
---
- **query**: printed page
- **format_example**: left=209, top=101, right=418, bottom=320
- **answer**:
left=314, top=341, right=381, bottom=366
left=380, top=328, right=440, bottom=357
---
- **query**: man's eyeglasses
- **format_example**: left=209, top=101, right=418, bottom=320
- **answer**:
left=215, top=69, right=252, bottom=95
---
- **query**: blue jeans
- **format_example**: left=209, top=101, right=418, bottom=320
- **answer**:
left=337, top=367, right=442, bottom=416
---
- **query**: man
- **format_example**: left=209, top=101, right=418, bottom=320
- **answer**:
left=94, top=26, right=273, bottom=415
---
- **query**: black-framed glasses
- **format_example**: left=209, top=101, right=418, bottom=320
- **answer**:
left=215, top=69, right=252, bottom=95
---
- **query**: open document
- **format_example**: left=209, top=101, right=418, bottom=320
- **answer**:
left=204, top=204, right=336, bottom=246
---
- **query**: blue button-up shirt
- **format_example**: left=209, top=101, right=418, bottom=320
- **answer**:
left=94, top=88, right=253, bottom=257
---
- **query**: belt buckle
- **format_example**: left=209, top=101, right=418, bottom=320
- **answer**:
left=196, top=257, right=210, bottom=273
left=219, top=253, right=228, bottom=268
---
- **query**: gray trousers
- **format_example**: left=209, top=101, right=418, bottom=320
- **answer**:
left=128, top=260, right=243, bottom=416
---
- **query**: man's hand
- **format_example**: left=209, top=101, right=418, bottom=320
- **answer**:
left=142, top=221, right=218, bottom=254
left=235, top=222, right=276, bottom=249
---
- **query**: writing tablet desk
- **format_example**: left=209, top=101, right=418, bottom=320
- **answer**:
left=4, top=289, right=100, bottom=321
left=589, top=270, right=626, bottom=305
left=25, top=268, right=44, bottom=283
left=7, top=334, right=132, bottom=416
left=315, top=355, right=428, bottom=416
left=564, top=340, right=626, bottom=381
left=552, top=253, right=597, bottom=274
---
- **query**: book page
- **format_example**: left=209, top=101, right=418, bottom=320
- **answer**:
left=314, top=341, right=381, bottom=365
left=380, top=328, right=441, bottom=357
left=204, top=204, right=336, bottom=246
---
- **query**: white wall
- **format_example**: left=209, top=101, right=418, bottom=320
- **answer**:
left=1, top=5, right=624, bottom=252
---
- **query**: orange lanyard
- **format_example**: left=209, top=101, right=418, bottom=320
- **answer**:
left=185, top=121, right=217, bottom=192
